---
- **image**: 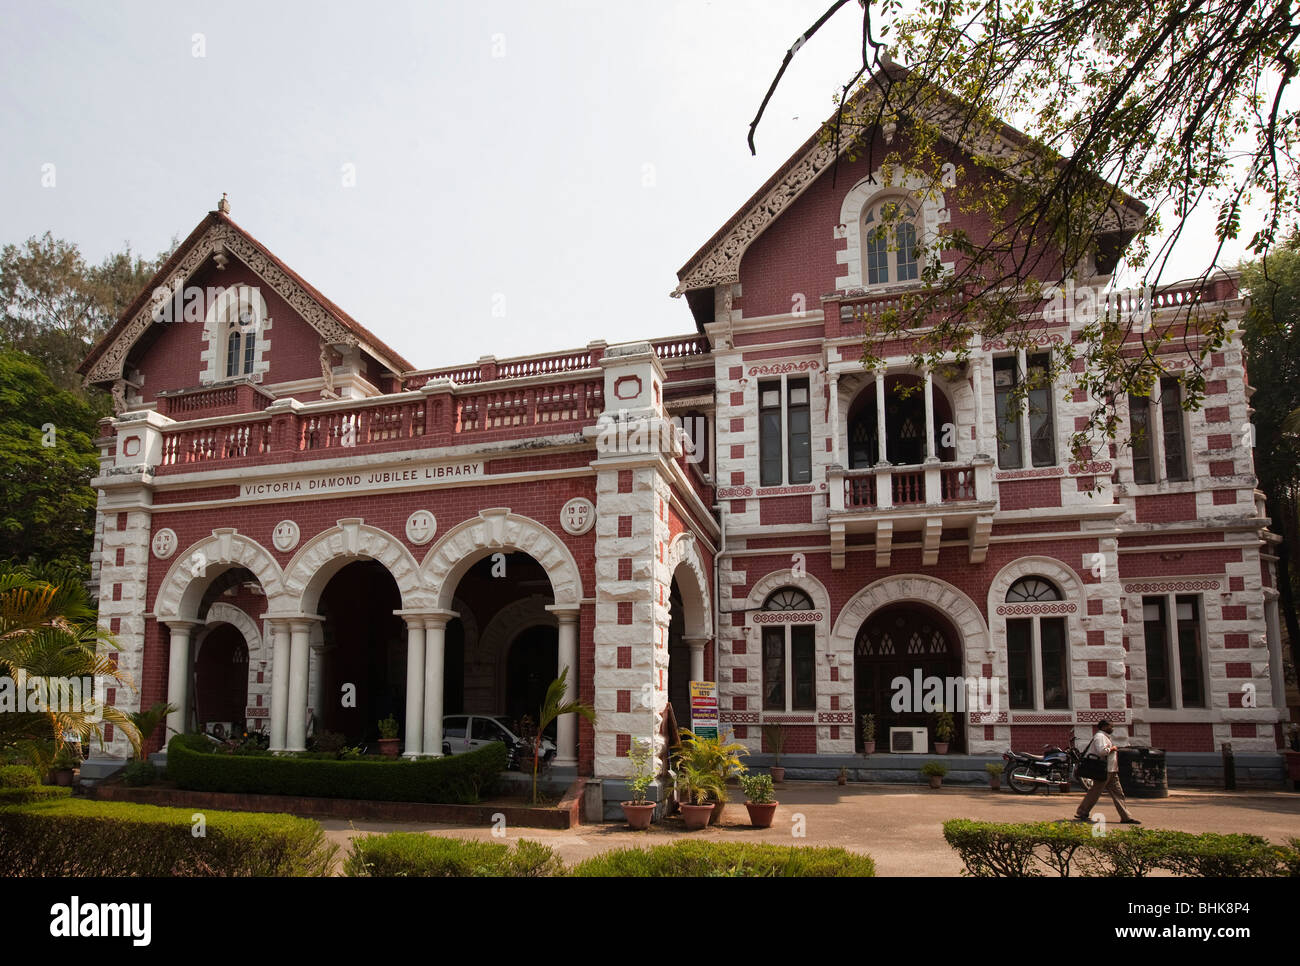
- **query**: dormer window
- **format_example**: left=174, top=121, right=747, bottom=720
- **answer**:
left=863, top=199, right=920, bottom=287
left=219, top=287, right=263, bottom=380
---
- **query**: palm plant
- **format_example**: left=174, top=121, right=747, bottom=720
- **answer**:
left=127, top=701, right=177, bottom=756
left=673, top=728, right=748, bottom=806
left=0, top=564, right=140, bottom=757
left=527, top=667, right=596, bottom=805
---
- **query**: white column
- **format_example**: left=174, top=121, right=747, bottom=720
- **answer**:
left=285, top=618, right=315, bottom=752
left=685, top=636, right=709, bottom=683
left=1265, top=596, right=1285, bottom=711
left=268, top=619, right=291, bottom=753
left=422, top=614, right=450, bottom=757
left=164, top=621, right=196, bottom=742
left=972, top=356, right=986, bottom=456
left=924, top=369, right=937, bottom=462
left=828, top=370, right=841, bottom=466
left=401, top=614, right=426, bottom=758
left=548, top=605, right=581, bottom=768
left=875, top=373, right=888, bottom=465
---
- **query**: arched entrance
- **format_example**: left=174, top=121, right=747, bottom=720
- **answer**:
left=847, top=374, right=956, bottom=467
left=666, top=580, right=690, bottom=718
left=505, top=625, right=559, bottom=736
left=194, top=625, right=248, bottom=735
left=318, top=560, right=405, bottom=743
left=853, top=603, right=964, bottom=752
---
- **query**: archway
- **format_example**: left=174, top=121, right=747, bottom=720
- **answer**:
left=505, top=625, right=559, bottom=737
left=847, top=375, right=956, bottom=468
left=194, top=625, right=248, bottom=736
left=853, top=603, right=964, bottom=752
left=317, top=560, right=405, bottom=743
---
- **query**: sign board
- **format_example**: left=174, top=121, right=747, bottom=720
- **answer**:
left=689, top=680, right=718, bottom=741
left=236, top=461, right=485, bottom=502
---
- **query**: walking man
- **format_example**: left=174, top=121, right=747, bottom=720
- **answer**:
left=1074, top=719, right=1140, bottom=825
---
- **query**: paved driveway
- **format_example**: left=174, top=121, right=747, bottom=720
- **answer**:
left=321, top=782, right=1300, bottom=876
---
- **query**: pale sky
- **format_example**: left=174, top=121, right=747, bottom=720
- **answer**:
left=0, top=1, right=1254, bottom=371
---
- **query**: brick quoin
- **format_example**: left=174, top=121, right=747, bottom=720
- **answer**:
left=1150, top=723, right=1214, bottom=752
left=1206, top=433, right=1233, bottom=450
left=1221, top=605, right=1248, bottom=621
left=1224, top=662, right=1252, bottom=678
left=1209, top=460, right=1235, bottom=476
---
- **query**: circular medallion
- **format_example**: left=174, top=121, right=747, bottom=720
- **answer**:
left=152, top=528, right=178, bottom=560
left=272, top=520, right=301, bottom=553
left=406, top=510, right=437, bottom=545
left=560, top=498, right=595, bottom=535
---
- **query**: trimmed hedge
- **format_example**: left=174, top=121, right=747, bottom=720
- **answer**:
left=570, top=842, right=877, bottom=877
left=167, top=733, right=506, bottom=803
left=343, top=834, right=876, bottom=877
left=0, top=765, right=40, bottom=788
left=0, top=785, right=71, bottom=805
left=943, top=819, right=1300, bottom=877
left=0, top=798, right=337, bottom=876
left=344, top=833, right=562, bottom=877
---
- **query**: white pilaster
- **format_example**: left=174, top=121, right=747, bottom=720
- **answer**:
left=164, top=621, right=196, bottom=741
left=547, top=604, right=581, bottom=767
left=268, top=619, right=291, bottom=752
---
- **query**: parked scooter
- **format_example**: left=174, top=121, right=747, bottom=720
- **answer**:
left=1002, top=738, right=1093, bottom=794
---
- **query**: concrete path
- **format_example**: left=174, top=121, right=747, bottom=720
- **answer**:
left=320, top=782, right=1300, bottom=876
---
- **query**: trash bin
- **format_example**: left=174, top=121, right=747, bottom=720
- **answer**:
left=1117, top=747, right=1169, bottom=798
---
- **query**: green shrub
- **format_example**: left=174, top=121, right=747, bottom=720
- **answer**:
left=570, top=841, right=876, bottom=877
left=0, top=765, right=40, bottom=788
left=943, top=819, right=1294, bottom=878
left=343, top=833, right=562, bottom=877
left=0, top=786, right=71, bottom=805
left=921, top=760, right=948, bottom=778
left=168, top=733, right=506, bottom=804
left=0, top=798, right=337, bottom=876
left=122, top=761, right=158, bottom=787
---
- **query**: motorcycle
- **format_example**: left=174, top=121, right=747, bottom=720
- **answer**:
left=1002, top=738, right=1093, bottom=794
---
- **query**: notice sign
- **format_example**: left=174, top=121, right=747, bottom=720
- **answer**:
left=236, top=460, right=485, bottom=502
left=689, top=680, right=718, bottom=741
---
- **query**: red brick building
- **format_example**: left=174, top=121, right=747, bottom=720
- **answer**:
left=81, top=113, right=1288, bottom=803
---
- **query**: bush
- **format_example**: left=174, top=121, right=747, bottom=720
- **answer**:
left=0, top=786, right=71, bottom=805
left=343, top=833, right=562, bottom=877
left=921, top=761, right=948, bottom=778
left=570, top=841, right=876, bottom=877
left=0, top=765, right=40, bottom=788
left=122, top=761, right=158, bottom=787
left=168, top=733, right=506, bottom=804
left=943, top=819, right=1295, bottom=877
left=0, top=798, right=337, bottom=876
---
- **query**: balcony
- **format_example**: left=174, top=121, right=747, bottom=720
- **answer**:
left=827, top=460, right=995, bottom=569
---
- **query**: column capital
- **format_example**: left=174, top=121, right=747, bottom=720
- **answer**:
left=162, top=619, right=199, bottom=633
left=545, top=604, right=581, bottom=624
left=265, top=613, right=323, bottom=630
left=683, top=636, right=712, bottom=649
left=394, top=608, right=458, bottom=630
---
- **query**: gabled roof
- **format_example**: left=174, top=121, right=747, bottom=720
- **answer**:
left=79, top=207, right=414, bottom=385
left=673, top=64, right=1146, bottom=299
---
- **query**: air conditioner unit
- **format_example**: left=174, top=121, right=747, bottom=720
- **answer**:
left=889, top=727, right=928, bottom=754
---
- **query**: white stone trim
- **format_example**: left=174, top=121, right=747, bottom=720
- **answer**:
left=835, top=169, right=950, bottom=292
left=829, top=574, right=988, bottom=670
left=199, top=284, right=272, bottom=386
left=280, top=517, right=424, bottom=613
left=666, top=531, right=712, bottom=640
left=421, top=508, right=584, bottom=610
left=153, top=528, right=286, bottom=621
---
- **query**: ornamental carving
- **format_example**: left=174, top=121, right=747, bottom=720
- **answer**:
left=1068, top=460, right=1114, bottom=475
left=86, top=223, right=359, bottom=384
left=994, top=466, right=1065, bottom=481
left=1076, top=710, right=1127, bottom=723
left=817, top=712, right=854, bottom=724
left=753, top=611, right=824, bottom=624
left=1122, top=579, right=1220, bottom=594
left=559, top=498, right=595, bottom=536
left=980, top=333, right=1064, bottom=352
left=152, top=529, right=178, bottom=560
left=996, top=602, right=1078, bottom=616
left=746, top=360, right=821, bottom=377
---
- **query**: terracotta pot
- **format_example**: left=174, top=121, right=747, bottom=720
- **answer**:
left=1285, top=750, right=1300, bottom=789
left=928, top=775, right=943, bottom=789
left=837, top=774, right=847, bottom=785
left=622, top=801, right=656, bottom=830
left=934, top=742, right=950, bottom=755
left=770, top=766, right=785, bottom=785
left=745, top=801, right=778, bottom=828
left=862, top=741, right=876, bottom=755
left=378, top=738, right=400, bottom=759
left=680, top=802, right=714, bottom=830
left=989, top=775, right=1001, bottom=790
left=54, top=768, right=74, bottom=787
left=709, top=799, right=725, bottom=824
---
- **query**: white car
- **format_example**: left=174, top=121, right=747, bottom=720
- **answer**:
left=441, top=714, right=557, bottom=769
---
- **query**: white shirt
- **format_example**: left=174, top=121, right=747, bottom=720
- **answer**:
left=1086, top=730, right=1119, bottom=773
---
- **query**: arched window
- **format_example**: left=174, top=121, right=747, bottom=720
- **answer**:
left=761, top=587, right=815, bottom=712
left=1003, top=576, right=1069, bottom=710
left=863, top=198, right=920, bottom=287
left=220, top=287, right=261, bottom=380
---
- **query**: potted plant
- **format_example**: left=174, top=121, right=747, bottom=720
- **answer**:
left=860, top=713, right=876, bottom=755
left=677, top=763, right=722, bottom=830
left=921, top=760, right=948, bottom=789
left=739, top=772, right=778, bottom=828
left=1285, top=725, right=1300, bottom=790
left=621, top=738, right=657, bottom=830
left=933, top=711, right=956, bottom=754
left=377, top=715, right=401, bottom=758
left=763, top=722, right=787, bottom=784
left=986, top=761, right=1003, bottom=790
left=674, top=729, right=747, bottom=824
left=837, top=765, right=848, bottom=786
left=51, top=744, right=79, bottom=787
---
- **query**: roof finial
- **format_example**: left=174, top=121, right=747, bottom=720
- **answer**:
left=217, top=192, right=230, bottom=214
